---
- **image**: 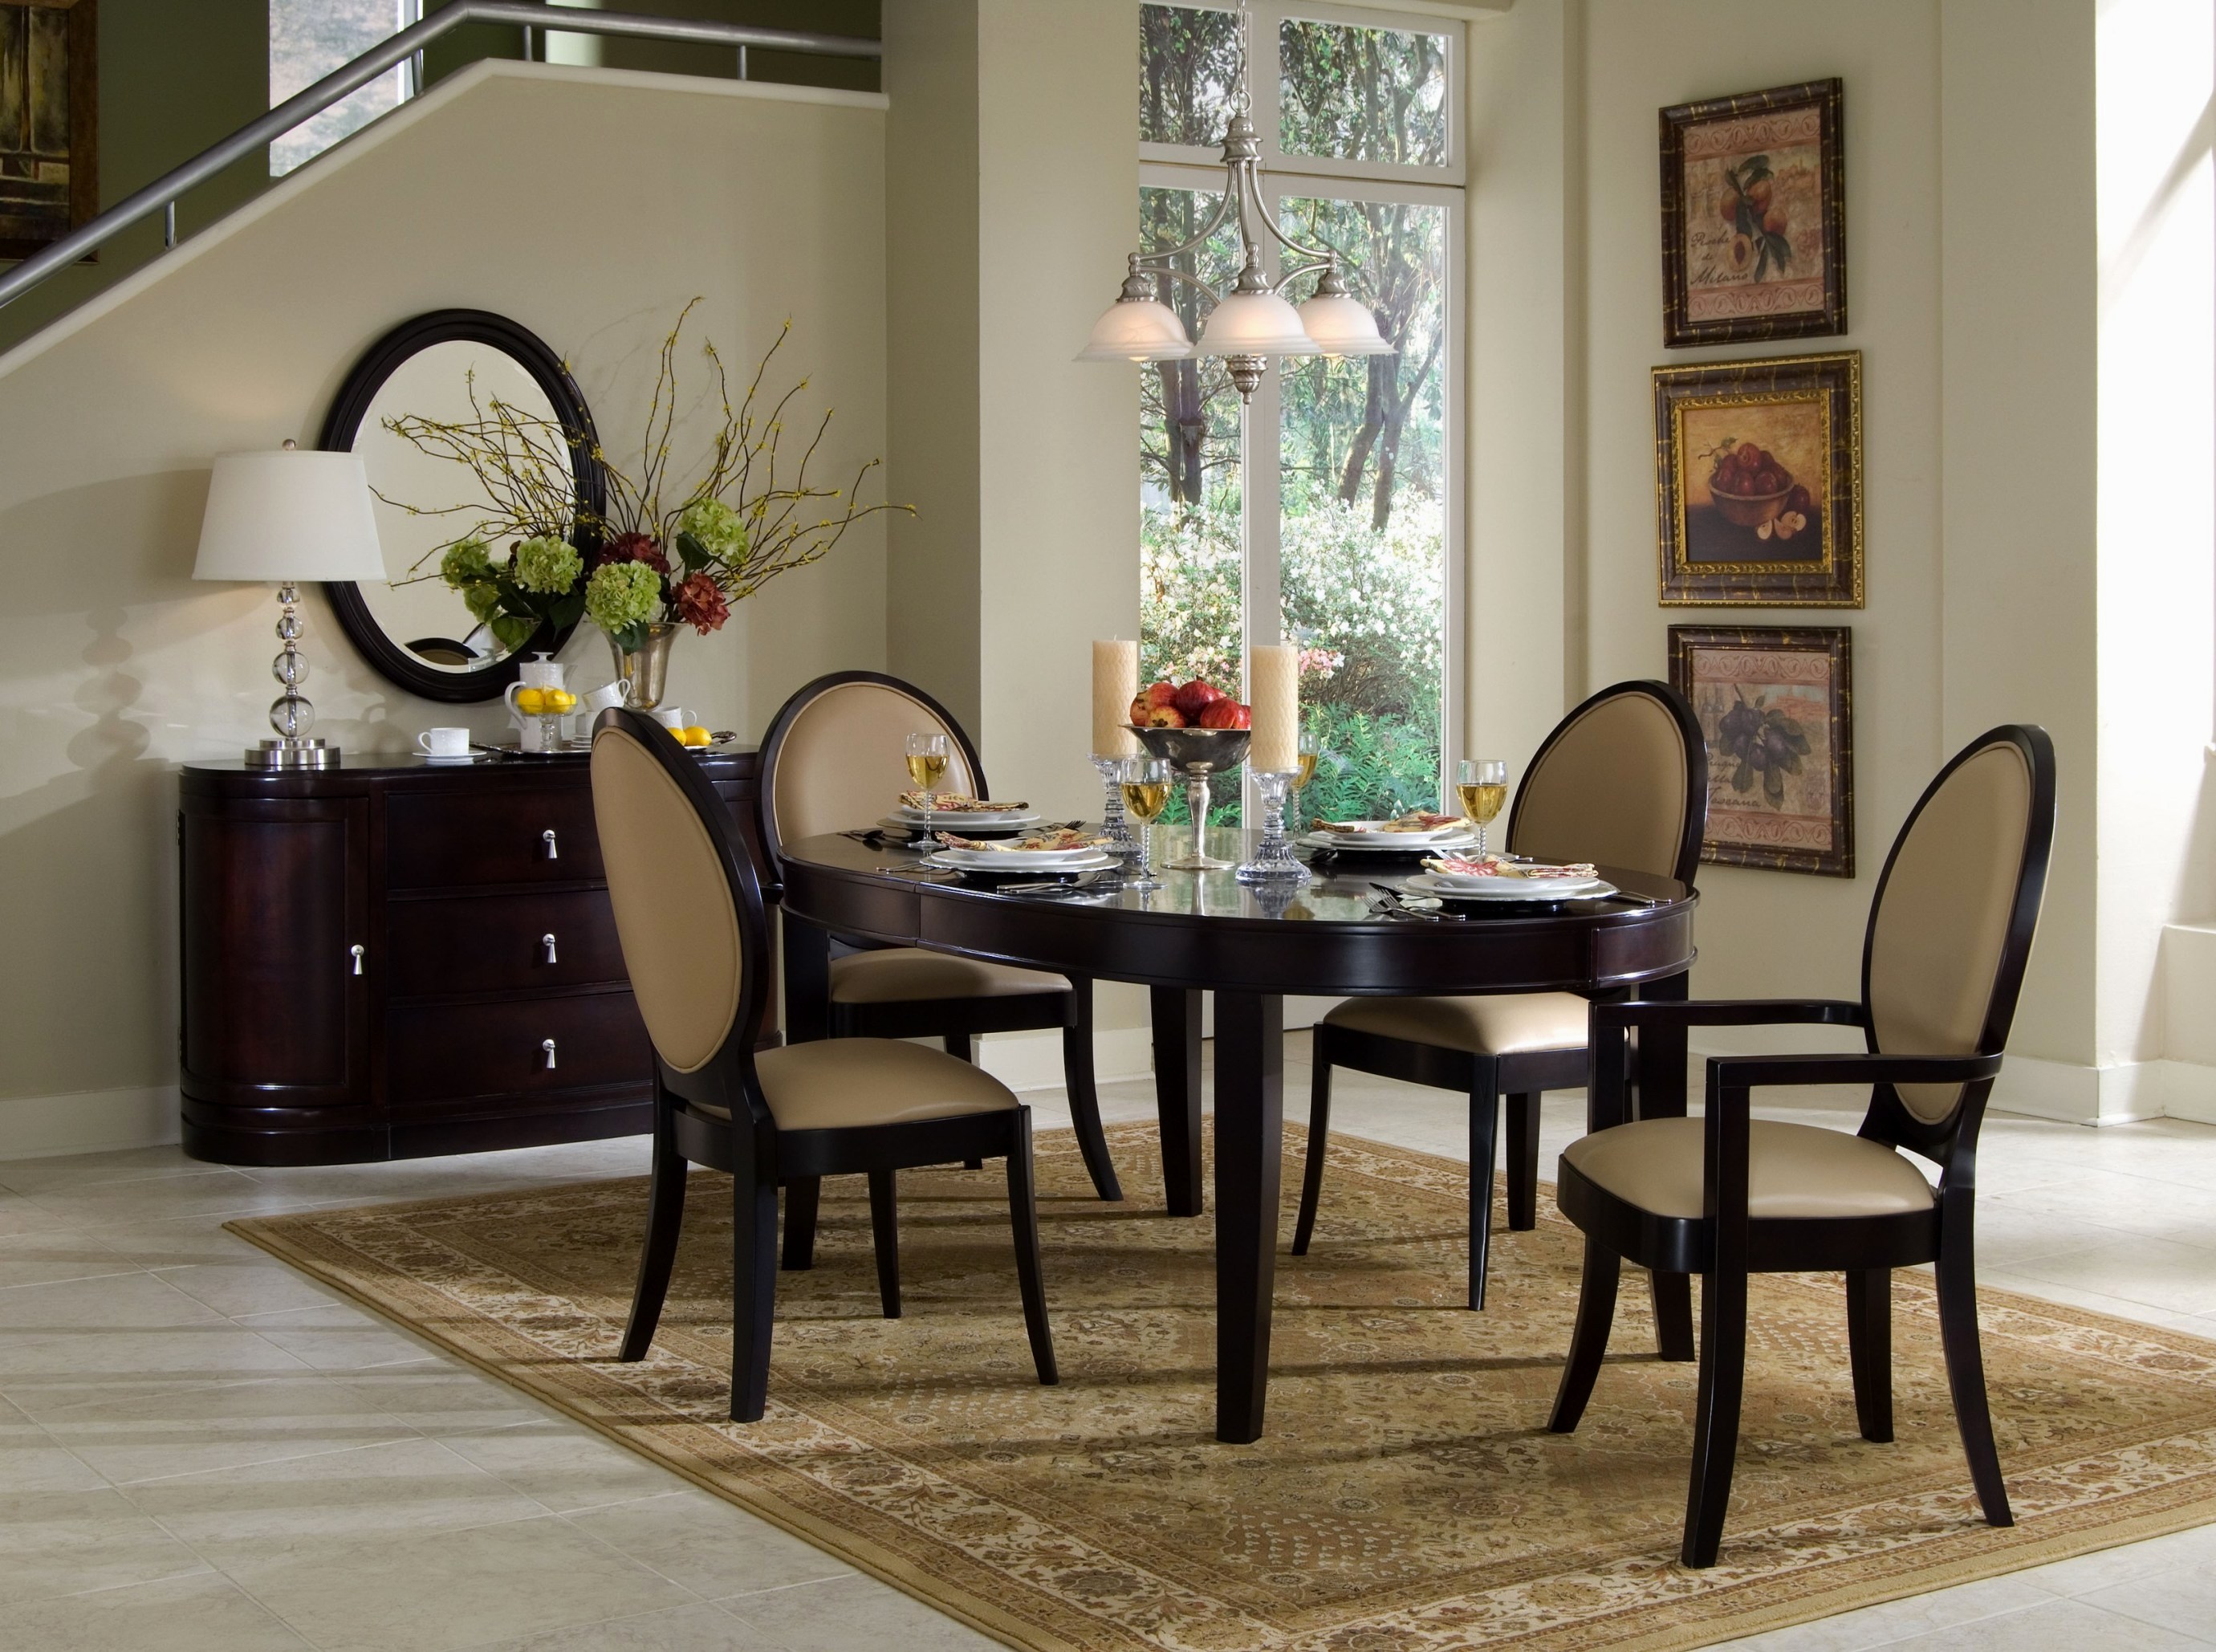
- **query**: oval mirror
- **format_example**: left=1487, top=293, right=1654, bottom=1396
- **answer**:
left=321, top=311, right=604, bottom=702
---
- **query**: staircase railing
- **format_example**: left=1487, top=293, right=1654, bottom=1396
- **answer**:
left=0, top=0, right=880, bottom=316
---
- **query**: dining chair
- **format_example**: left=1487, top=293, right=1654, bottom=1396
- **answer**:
left=1291, top=680, right=1706, bottom=1310
left=1546, top=725, right=2055, bottom=1568
left=758, top=672, right=1122, bottom=1242
left=590, top=707, right=1057, bottom=1422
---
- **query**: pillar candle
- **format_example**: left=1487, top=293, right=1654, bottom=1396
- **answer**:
left=1092, top=639, right=1140, bottom=756
left=1248, top=643, right=1299, bottom=772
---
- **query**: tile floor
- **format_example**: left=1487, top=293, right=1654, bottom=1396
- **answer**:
left=2, top=1039, right=2214, bottom=1649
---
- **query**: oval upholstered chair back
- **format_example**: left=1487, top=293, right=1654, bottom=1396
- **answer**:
left=590, top=714, right=747, bottom=1077
left=1506, top=681, right=1704, bottom=883
left=1864, top=730, right=2053, bottom=1127
left=759, top=673, right=982, bottom=864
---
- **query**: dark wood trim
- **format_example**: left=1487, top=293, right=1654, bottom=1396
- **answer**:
left=319, top=310, right=605, bottom=703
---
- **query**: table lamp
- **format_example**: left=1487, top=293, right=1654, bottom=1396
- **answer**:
left=193, top=441, right=384, bottom=769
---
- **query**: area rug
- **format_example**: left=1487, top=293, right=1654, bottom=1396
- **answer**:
left=228, top=1122, right=2216, bottom=1651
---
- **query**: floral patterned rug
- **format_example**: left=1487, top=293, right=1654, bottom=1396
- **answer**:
left=230, top=1122, right=2216, bottom=1651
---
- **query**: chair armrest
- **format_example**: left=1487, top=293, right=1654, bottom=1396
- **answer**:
left=1591, top=998, right=1865, bottom=1031
left=1705, top=1051, right=2002, bottom=1088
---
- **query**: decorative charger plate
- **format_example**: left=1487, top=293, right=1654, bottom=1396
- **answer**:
left=1407, top=871, right=1616, bottom=901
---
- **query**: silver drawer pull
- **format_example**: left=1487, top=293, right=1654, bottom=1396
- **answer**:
left=542, top=1038, right=558, bottom=1070
left=350, top=944, right=365, bottom=977
left=541, top=828, right=559, bottom=861
left=542, top=933, right=558, bottom=964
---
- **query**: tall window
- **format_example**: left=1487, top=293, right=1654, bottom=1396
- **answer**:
left=270, top=1, right=419, bottom=176
left=1138, top=2, right=1461, bottom=822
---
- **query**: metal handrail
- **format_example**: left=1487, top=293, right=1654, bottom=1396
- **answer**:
left=0, top=0, right=880, bottom=314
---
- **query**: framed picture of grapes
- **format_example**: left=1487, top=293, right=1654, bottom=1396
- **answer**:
left=1669, top=624, right=1853, bottom=877
left=1654, top=350, right=1861, bottom=607
left=1660, top=77, right=1844, bottom=348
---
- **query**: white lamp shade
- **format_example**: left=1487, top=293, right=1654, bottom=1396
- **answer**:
left=194, top=450, right=386, bottom=584
left=1077, top=297, right=1193, bottom=362
left=1297, top=291, right=1396, bottom=357
left=1196, top=290, right=1320, bottom=357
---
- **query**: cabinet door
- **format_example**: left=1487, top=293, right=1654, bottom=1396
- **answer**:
left=181, top=799, right=369, bottom=1105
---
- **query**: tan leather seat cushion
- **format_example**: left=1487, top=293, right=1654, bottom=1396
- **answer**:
left=1562, top=1117, right=1937, bottom=1220
left=829, top=947, right=1071, bottom=1005
left=1325, top=991, right=1588, bottom=1056
left=746, top=1038, right=1018, bottom=1131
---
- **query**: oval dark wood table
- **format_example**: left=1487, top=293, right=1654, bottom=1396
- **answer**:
left=776, top=829, right=1698, bottom=1443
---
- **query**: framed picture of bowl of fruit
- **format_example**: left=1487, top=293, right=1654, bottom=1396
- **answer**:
left=1654, top=350, right=1862, bottom=607
left=1668, top=624, right=1853, bottom=877
left=1660, top=77, right=1844, bottom=348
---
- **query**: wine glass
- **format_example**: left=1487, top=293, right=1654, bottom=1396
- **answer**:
left=1456, top=758, right=1508, bottom=857
left=905, top=731, right=950, bottom=794
left=1118, top=756, right=1172, bottom=889
left=1293, top=727, right=1320, bottom=833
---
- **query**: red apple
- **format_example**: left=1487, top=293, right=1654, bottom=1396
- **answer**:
left=1145, top=704, right=1188, bottom=729
left=1198, top=698, right=1250, bottom=730
left=1173, top=679, right=1223, bottom=720
left=1128, top=694, right=1149, bottom=724
left=1142, top=682, right=1179, bottom=710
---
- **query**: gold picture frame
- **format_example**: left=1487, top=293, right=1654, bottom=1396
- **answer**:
left=0, top=0, right=96, bottom=262
left=1655, top=351, right=1861, bottom=607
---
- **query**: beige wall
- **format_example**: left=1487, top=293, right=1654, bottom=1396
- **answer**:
left=0, top=63, right=888, bottom=1149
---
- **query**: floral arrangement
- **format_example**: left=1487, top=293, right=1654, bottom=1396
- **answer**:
left=383, top=300, right=905, bottom=657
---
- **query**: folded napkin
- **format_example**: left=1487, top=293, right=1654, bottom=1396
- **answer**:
left=900, top=791, right=1030, bottom=813
left=934, top=828, right=1102, bottom=853
left=1315, top=811, right=1463, bottom=835
left=1421, top=854, right=1598, bottom=879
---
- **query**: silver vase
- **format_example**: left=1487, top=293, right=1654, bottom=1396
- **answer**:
left=609, top=622, right=679, bottom=711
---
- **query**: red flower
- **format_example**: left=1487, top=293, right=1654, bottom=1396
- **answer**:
left=601, top=531, right=669, bottom=576
left=672, top=572, right=730, bottom=635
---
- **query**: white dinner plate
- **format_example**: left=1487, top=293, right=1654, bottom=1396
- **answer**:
left=1311, top=819, right=1470, bottom=846
left=894, top=806, right=1040, bottom=828
left=879, top=815, right=1031, bottom=840
left=1300, top=828, right=1478, bottom=853
left=925, top=848, right=1116, bottom=873
left=1407, top=872, right=1616, bottom=901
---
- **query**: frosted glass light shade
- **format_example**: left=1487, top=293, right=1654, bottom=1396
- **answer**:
left=1197, top=290, right=1319, bottom=357
left=194, top=450, right=385, bottom=584
left=1297, top=291, right=1395, bottom=357
left=1077, top=298, right=1193, bottom=362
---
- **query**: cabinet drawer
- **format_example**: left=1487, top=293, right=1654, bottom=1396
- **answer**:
left=387, top=789, right=604, bottom=889
left=386, top=890, right=628, bottom=998
left=386, top=991, right=653, bottom=1107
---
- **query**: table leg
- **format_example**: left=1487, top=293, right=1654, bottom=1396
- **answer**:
left=1214, top=990, right=1283, bottom=1443
left=1151, top=986, right=1205, bottom=1217
left=1636, top=968, right=1696, bottom=1362
left=782, top=917, right=832, bottom=1045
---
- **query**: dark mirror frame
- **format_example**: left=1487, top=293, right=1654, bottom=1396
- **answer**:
left=320, top=310, right=606, bottom=704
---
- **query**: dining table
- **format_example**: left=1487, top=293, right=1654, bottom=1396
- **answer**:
left=775, top=824, right=1699, bottom=1444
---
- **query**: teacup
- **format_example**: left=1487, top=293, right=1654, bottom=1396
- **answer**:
left=569, top=679, right=630, bottom=739
left=417, top=726, right=470, bottom=759
left=650, top=707, right=689, bottom=732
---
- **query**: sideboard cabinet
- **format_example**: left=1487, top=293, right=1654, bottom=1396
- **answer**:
left=179, top=749, right=765, bottom=1166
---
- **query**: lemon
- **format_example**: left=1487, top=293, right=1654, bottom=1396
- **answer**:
left=543, top=690, right=577, bottom=713
left=513, top=687, right=547, bottom=714
left=682, top=726, right=714, bottom=748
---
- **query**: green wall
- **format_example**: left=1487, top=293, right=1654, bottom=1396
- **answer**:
left=0, top=0, right=880, bottom=356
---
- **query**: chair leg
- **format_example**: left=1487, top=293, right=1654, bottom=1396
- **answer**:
left=730, top=1136, right=781, bottom=1424
left=1845, top=1267, right=1894, bottom=1442
left=1681, top=1261, right=1749, bottom=1569
left=1547, top=1239, right=1620, bottom=1432
left=779, top=1175, right=820, bottom=1271
left=619, top=1090, right=688, bottom=1361
left=1063, top=983, right=1124, bottom=1202
left=1005, top=1108, right=1059, bottom=1385
left=1651, top=1272, right=1698, bottom=1362
left=943, top=1031, right=974, bottom=1063
left=867, top=1169, right=901, bottom=1320
left=1505, top=1091, right=1541, bottom=1231
left=1935, top=1233, right=2013, bottom=1528
left=1467, top=1080, right=1500, bottom=1310
left=1291, top=1053, right=1332, bottom=1255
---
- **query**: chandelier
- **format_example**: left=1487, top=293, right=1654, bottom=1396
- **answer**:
left=1078, top=6, right=1393, bottom=400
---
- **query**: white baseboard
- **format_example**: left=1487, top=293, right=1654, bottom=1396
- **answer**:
left=0, top=1086, right=181, bottom=1161
left=974, top=1027, right=1154, bottom=1093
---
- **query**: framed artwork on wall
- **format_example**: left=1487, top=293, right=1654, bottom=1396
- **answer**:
left=1660, top=76, right=1844, bottom=348
left=1669, top=624, right=1853, bottom=877
left=0, top=0, right=96, bottom=262
left=1655, top=349, right=1861, bottom=607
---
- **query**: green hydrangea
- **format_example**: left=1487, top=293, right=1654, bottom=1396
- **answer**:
left=676, top=497, right=747, bottom=562
left=462, top=583, right=501, bottom=623
left=512, top=535, right=582, bottom=595
left=586, top=559, right=661, bottom=636
left=440, top=538, right=494, bottom=588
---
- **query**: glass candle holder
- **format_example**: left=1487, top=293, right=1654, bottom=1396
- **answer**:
left=1092, top=755, right=1138, bottom=858
left=1236, top=770, right=1311, bottom=884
